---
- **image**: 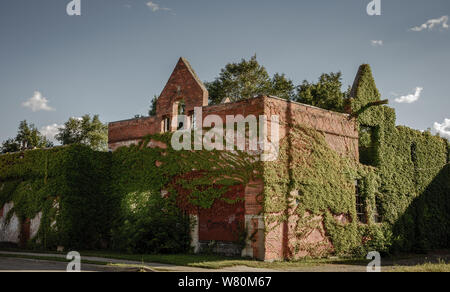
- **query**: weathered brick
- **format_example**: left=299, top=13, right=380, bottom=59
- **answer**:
left=107, top=58, right=360, bottom=260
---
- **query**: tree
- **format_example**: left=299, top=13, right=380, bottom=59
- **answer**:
left=0, top=138, right=20, bottom=154
left=269, top=73, right=296, bottom=100
left=1, top=120, right=52, bottom=154
left=205, top=56, right=350, bottom=112
left=55, top=114, right=108, bottom=151
left=206, top=55, right=294, bottom=104
left=149, top=95, right=158, bottom=117
left=293, top=72, right=347, bottom=112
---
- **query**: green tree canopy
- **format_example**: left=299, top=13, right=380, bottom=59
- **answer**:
left=55, top=114, right=108, bottom=151
left=149, top=95, right=158, bottom=117
left=269, top=73, right=296, bottom=100
left=293, top=72, right=348, bottom=113
left=1, top=138, right=20, bottom=154
left=1, top=120, right=53, bottom=154
left=205, top=55, right=295, bottom=104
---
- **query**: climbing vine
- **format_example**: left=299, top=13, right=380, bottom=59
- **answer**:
left=110, top=132, right=261, bottom=253
left=350, top=64, right=449, bottom=253
left=0, top=132, right=261, bottom=253
left=0, top=66, right=448, bottom=257
left=260, top=64, right=448, bottom=258
left=0, top=145, right=112, bottom=250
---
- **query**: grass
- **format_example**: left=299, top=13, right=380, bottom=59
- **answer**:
left=0, top=248, right=369, bottom=270
left=77, top=251, right=370, bottom=270
left=390, top=261, right=450, bottom=272
left=184, top=258, right=366, bottom=270
left=81, top=251, right=241, bottom=268
left=1, top=249, right=449, bottom=272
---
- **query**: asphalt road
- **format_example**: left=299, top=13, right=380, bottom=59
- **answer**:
left=2, top=250, right=447, bottom=272
left=0, top=256, right=384, bottom=272
left=0, top=251, right=277, bottom=272
left=0, top=257, right=124, bottom=272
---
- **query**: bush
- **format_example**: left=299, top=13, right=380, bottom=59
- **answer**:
left=112, top=191, right=191, bottom=254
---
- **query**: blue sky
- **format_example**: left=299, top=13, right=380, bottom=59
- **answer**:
left=0, top=0, right=449, bottom=143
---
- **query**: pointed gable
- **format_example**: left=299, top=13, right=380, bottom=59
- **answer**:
left=156, top=57, right=209, bottom=118
left=349, top=64, right=382, bottom=112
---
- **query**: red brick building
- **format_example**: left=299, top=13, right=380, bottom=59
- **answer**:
left=108, top=58, right=359, bottom=260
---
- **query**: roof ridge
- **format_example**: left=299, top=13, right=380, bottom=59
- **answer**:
left=179, top=57, right=208, bottom=92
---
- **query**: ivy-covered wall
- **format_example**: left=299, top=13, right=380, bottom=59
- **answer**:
left=0, top=145, right=113, bottom=250
left=110, top=134, right=260, bottom=253
left=0, top=66, right=448, bottom=258
left=0, top=133, right=259, bottom=253
left=350, top=64, right=450, bottom=254
left=262, top=124, right=376, bottom=259
left=261, top=65, right=448, bottom=260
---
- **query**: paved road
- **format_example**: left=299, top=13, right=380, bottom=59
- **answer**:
left=0, top=253, right=377, bottom=272
left=0, top=256, right=386, bottom=272
left=3, top=250, right=446, bottom=272
left=0, top=257, right=127, bottom=272
left=0, top=256, right=278, bottom=272
left=0, top=251, right=277, bottom=272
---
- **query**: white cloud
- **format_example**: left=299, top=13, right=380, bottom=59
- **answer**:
left=22, top=91, right=55, bottom=112
left=433, top=118, right=450, bottom=140
left=40, top=124, right=64, bottom=142
left=146, top=1, right=171, bottom=12
left=394, top=87, right=423, bottom=104
left=411, top=16, right=449, bottom=32
left=371, top=40, right=383, bottom=46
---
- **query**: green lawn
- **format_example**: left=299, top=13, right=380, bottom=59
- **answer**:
left=0, top=248, right=368, bottom=270
left=1, top=248, right=448, bottom=272
left=79, top=251, right=369, bottom=270
left=390, top=261, right=450, bottom=272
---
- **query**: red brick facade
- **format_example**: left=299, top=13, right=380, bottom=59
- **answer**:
left=108, top=58, right=359, bottom=260
left=156, top=57, right=208, bottom=121
left=109, top=58, right=208, bottom=150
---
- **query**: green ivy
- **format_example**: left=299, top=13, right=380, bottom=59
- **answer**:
left=0, top=132, right=261, bottom=253
left=1, top=73, right=448, bottom=257
left=0, top=145, right=112, bottom=250
left=350, top=64, right=449, bottom=253
left=261, top=64, right=448, bottom=258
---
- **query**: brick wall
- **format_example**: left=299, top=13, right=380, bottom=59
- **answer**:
left=107, top=59, right=360, bottom=260
left=108, top=117, right=159, bottom=150
left=156, top=57, right=208, bottom=120
left=261, top=96, right=358, bottom=260
left=198, top=185, right=245, bottom=242
left=108, top=58, right=208, bottom=151
left=263, top=96, right=359, bottom=160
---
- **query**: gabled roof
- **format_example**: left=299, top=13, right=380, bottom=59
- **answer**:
left=178, top=57, right=208, bottom=93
